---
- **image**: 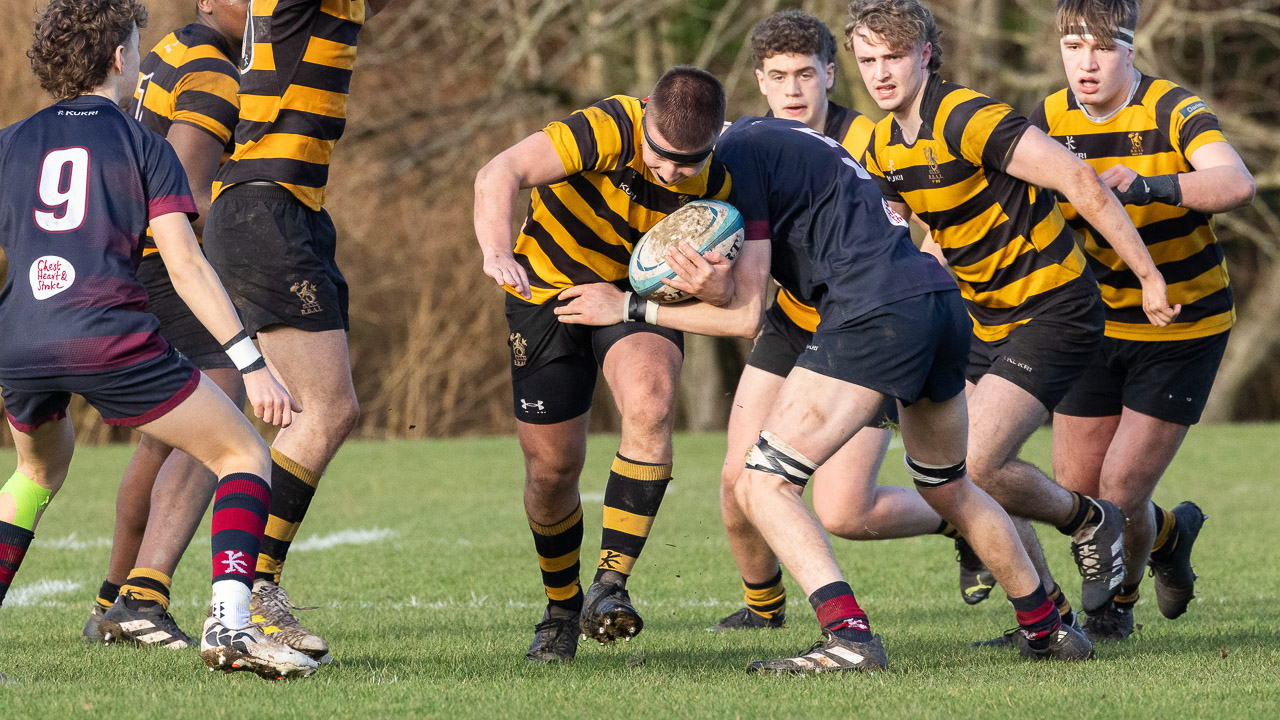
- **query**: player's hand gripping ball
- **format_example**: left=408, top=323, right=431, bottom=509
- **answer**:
left=629, top=200, right=744, bottom=304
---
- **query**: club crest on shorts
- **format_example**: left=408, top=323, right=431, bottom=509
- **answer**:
left=290, top=280, right=322, bottom=315
left=510, top=332, right=528, bottom=367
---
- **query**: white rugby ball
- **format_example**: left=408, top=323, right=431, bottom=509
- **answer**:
left=629, top=200, right=744, bottom=304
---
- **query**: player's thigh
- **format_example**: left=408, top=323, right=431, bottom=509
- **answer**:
left=137, top=374, right=269, bottom=478
left=760, top=367, right=886, bottom=467
left=1098, top=408, right=1189, bottom=498
left=724, top=366, right=785, bottom=481
left=598, top=330, right=682, bottom=421
left=256, top=326, right=355, bottom=407
left=1051, top=413, right=1119, bottom=496
left=966, top=373, right=1050, bottom=472
left=809, top=425, right=892, bottom=511
left=516, top=412, right=591, bottom=485
left=8, top=416, right=75, bottom=492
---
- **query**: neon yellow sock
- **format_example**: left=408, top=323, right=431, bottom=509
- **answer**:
left=0, top=471, right=53, bottom=530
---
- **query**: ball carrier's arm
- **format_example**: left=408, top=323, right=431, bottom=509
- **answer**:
left=556, top=238, right=772, bottom=338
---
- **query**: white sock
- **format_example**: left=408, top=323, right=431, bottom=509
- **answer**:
left=211, top=580, right=252, bottom=629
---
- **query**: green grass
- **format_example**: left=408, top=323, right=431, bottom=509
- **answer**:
left=3, top=425, right=1280, bottom=718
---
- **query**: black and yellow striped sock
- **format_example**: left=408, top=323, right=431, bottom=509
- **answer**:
left=256, top=448, right=320, bottom=583
left=1150, top=502, right=1176, bottom=557
left=935, top=520, right=962, bottom=539
left=95, top=579, right=121, bottom=612
left=1047, top=584, right=1076, bottom=625
left=120, top=568, right=172, bottom=611
left=530, top=504, right=584, bottom=613
left=595, top=454, right=671, bottom=582
left=744, top=568, right=786, bottom=620
left=1114, top=583, right=1140, bottom=610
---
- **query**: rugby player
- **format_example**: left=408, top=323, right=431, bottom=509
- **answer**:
left=557, top=115, right=1095, bottom=671
left=847, top=0, right=1177, bottom=623
left=474, top=67, right=733, bottom=662
left=0, top=0, right=313, bottom=680
left=84, top=0, right=251, bottom=649
left=1032, top=0, right=1255, bottom=640
left=710, top=9, right=964, bottom=634
left=202, top=0, right=394, bottom=663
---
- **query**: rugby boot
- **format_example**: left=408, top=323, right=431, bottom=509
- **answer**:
left=82, top=604, right=106, bottom=643
left=99, top=597, right=195, bottom=649
left=527, top=607, right=580, bottom=663
left=579, top=581, right=643, bottom=643
left=973, top=613, right=1081, bottom=648
left=955, top=537, right=996, bottom=605
left=199, top=615, right=318, bottom=680
left=747, top=631, right=887, bottom=675
left=1070, top=498, right=1127, bottom=613
left=1019, top=621, right=1095, bottom=662
left=1082, top=601, right=1135, bottom=642
left=707, top=607, right=786, bottom=633
left=251, top=579, right=331, bottom=663
left=1148, top=501, right=1207, bottom=619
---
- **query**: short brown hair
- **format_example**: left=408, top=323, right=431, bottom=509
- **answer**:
left=646, top=66, right=726, bottom=151
left=845, top=0, right=943, bottom=72
left=1054, top=0, right=1138, bottom=51
left=751, top=10, right=839, bottom=68
left=29, top=0, right=148, bottom=100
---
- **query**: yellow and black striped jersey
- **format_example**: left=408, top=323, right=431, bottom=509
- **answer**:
left=1029, top=75, right=1232, bottom=341
left=512, top=95, right=732, bottom=305
left=863, top=73, right=1092, bottom=342
left=127, top=23, right=240, bottom=254
left=774, top=101, right=876, bottom=332
left=213, top=0, right=364, bottom=211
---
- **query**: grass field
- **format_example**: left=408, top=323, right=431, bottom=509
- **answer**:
left=3, top=424, right=1279, bottom=719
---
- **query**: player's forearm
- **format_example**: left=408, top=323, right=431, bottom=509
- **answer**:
left=1067, top=169, right=1161, bottom=280
left=473, top=161, right=520, bottom=259
left=1176, top=165, right=1256, bottom=214
left=166, top=252, right=250, bottom=344
left=650, top=240, right=770, bottom=338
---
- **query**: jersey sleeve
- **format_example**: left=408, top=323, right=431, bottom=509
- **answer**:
left=944, top=96, right=1030, bottom=172
left=1026, top=99, right=1049, bottom=134
left=841, top=114, right=877, bottom=160
left=1166, top=94, right=1226, bottom=161
left=171, top=60, right=240, bottom=144
left=542, top=96, right=637, bottom=177
left=142, top=131, right=197, bottom=220
left=719, top=136, right=770, bottom=240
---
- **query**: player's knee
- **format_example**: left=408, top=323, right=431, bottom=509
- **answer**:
left=331, top=393, right=360, bottom=439
left=815, top=503, right=872, bottom=540
left=524, top=456, right=583, bottom=495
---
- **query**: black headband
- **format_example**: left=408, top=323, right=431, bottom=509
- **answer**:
left=641, top=115, right=714, bottom=165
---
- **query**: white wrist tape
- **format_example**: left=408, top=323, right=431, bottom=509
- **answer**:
left=222, top=332, right=264, bottom=372
left=644, top=300, right=659, bottom=325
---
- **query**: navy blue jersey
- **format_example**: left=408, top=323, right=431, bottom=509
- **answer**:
left=0, top=95, right=196, bottom=379
left=717, top=117, right=955, bottom=326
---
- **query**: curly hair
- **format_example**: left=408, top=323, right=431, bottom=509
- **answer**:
left=751, top=9, right=839, bottom=68
left=845, top=0, right=943, bottom=72
left=1055, top=0, right=1139, bottom=51
left=646, top=66, right=726, bottom=152
left=29, top=0, right=148, bottom=100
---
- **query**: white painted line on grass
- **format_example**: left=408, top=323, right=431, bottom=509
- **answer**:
left=291, top=527, right=398, bottom=552
left=7, top=579, right=82, bottom=607
left=33, top=533, right=112, bottom=550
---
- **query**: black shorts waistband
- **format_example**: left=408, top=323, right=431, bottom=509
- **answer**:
left=219, top=181, right=302, bottom=204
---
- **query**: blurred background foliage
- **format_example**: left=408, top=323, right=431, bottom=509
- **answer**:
left=0, top=0, right=1276, bottom=445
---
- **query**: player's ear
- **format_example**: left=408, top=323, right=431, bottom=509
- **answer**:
left=111, top=44, right=125, bottom=75
left=754, top=68, right=767, bottom=94
left=825, top=63, right=836, bottom=90
left=920, top=42, right=932, bottom=70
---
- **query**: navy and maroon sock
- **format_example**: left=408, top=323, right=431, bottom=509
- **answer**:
left=808, top=580, right=872, bottom=643
left=1010, top=584, right=1060, bottom=650
left=0, top=521, right=35, bottom=608
left=210, top=473, right=271, bottom=628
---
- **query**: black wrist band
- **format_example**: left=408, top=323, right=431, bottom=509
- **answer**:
left=220, top=329, right=250, bottom=351
left=240, top=357, right=267, bottom=374
left=627, top=292, right=648, bottom=323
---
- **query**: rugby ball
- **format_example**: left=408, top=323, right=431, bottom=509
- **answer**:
left=629, top=200, right=744, bottom=304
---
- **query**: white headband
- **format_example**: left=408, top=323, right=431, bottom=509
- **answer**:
left=1062, top=21, right=1134, bottom=50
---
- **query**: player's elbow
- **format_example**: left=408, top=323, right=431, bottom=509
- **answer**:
left=730, top=301, right=765, bottom=339
left=1225, top=168, right=1257, bottom=210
